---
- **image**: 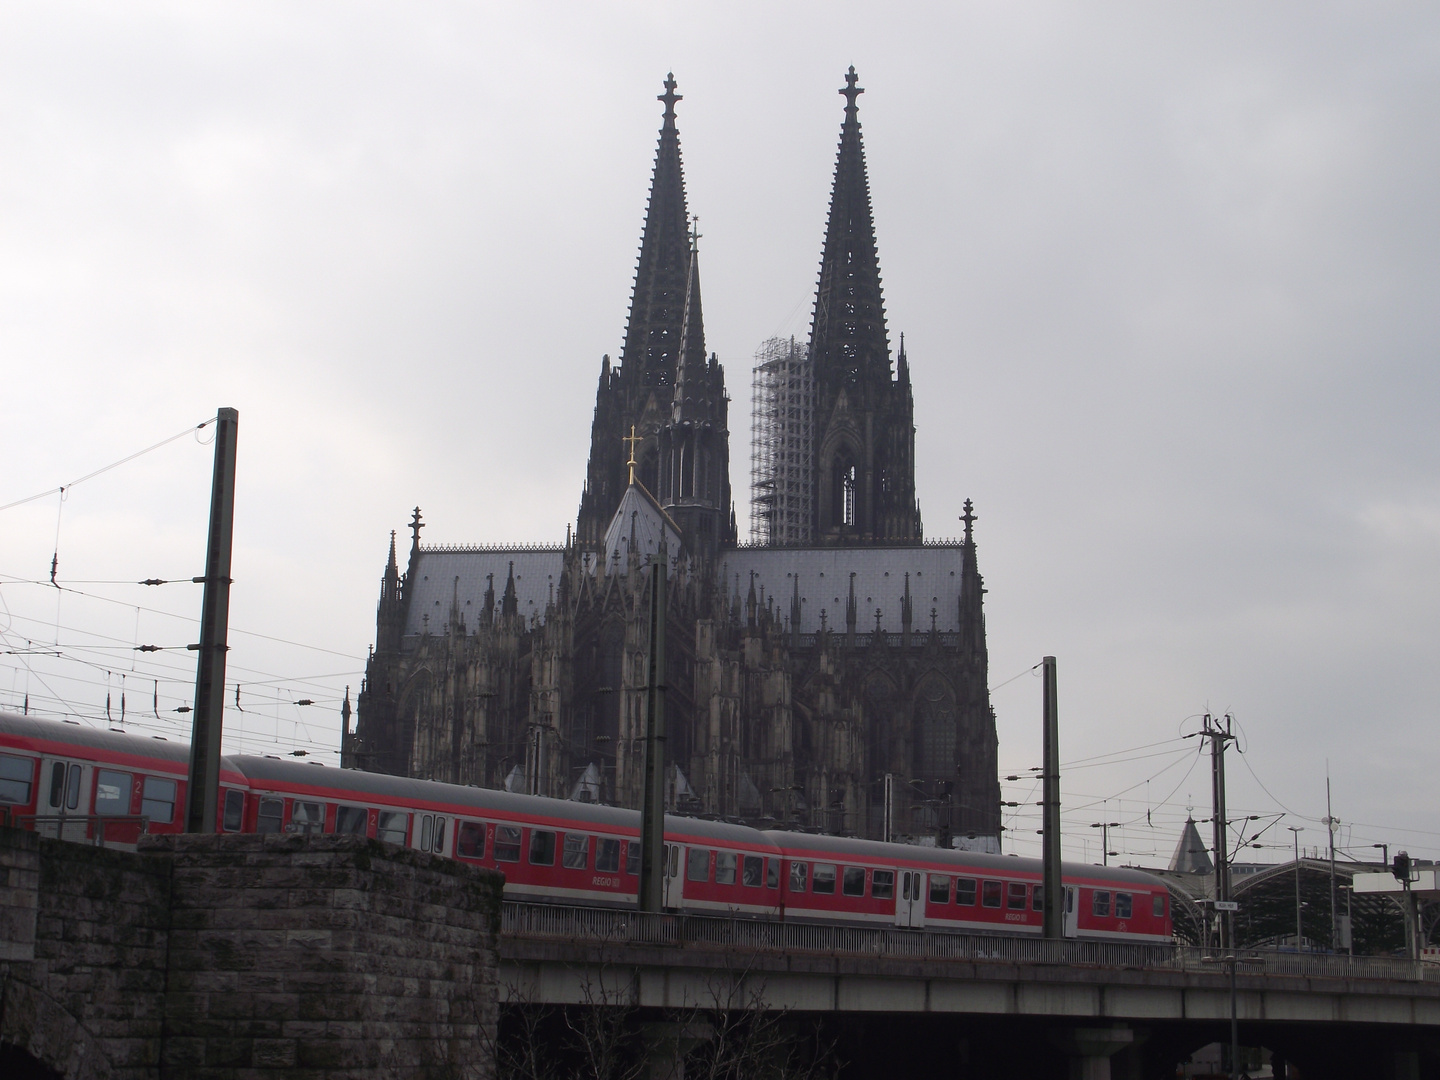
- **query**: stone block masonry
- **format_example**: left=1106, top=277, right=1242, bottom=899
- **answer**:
left=0, top=827, right=504, bottom=1080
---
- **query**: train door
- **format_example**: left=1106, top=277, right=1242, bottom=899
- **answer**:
left=38, top=757, right=88, bottom=841
left=415, top=813, right=448, bottom=855
left=896, top=870, right=926, bottom=928
left=663, top=843, right=683, bottom=909
left=1063, top=885, right=1079, bottom=938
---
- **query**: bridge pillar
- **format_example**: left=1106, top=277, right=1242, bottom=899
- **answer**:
left=640, top=1020, right=714, bottom=1080
left=1050, top=1025, right=1135, bottom=1080
left=1392, top=1048, right=1420, bottom=1080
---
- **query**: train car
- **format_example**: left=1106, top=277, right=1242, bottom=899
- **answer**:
left=766, top=831, right=1171, bottom=940
left=0, top=712, right=1171, bottom=941
left=216, top=752, right=786, bottom=914
left=0, top=711, right=251, bottom=843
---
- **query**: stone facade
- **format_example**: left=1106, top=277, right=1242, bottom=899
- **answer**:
left=351, top=70, right=1002, bottom=849
left=0, top=827, right=502, bottom=1080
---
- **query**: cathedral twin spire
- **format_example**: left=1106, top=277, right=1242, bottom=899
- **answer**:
left=620, top=73, right=706, bottom=392
left=811, top=66, right=893, bottom=401
left=578, top=73, right=729, bottom=556
left=580, top=67, right=922, bottom=555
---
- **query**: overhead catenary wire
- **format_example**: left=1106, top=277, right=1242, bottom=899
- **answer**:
left=0, top=417, right=217, bottom=514
left=0, top=576, right=364, bottom=663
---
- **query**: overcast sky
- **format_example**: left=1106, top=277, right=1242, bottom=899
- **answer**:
left=2, top=3, right=1436, bottom=865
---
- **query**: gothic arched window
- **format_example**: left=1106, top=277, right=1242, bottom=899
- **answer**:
left=829, top=448, right=858, bottom=530
left=914, top=678, right=957, bottom=780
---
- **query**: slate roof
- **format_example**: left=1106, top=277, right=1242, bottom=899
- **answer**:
left=718, top=545, right=966, bottom=634
left=1168, top=816, right=1214, bottom=875
left=402, top=548, right=564, bottom=638
left=600, top=482, right=684, bottom=568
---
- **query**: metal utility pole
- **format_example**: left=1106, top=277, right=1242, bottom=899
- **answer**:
left=638, top=551, right=668, bottom=912
left=184, top=408, right=238, bottom=834
left=1041, top=656, right=1063, bottom=940
left=1288, top=825, right=1304, bottom=948
left=1205, top=713, right=1236, bottom=949
left=1325, top=773, right=1338, bottom=950
left=883, top=772, right=894, bottom=843
left=1090, top=820, right=1120, bottom=866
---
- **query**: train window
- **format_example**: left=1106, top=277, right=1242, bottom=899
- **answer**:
left=335, top=805, right=368, bottom=836
left=871, top=869, right=894, bottom=900
left=458, top=821, right=486, bottom=858
left=529, top=829, right=556, bottom=866
left=495, top=825, right=522, bottom=862
left=95, top=770, right=131, bottom=815
left=222, top=789, right=245, bottom=832
left=625, top=841, right=640, bottom=876
left=563, top=833, right=589, bottom=870
left=141, top=777, right=177, bottom=824
left=668, top=845, right=679, bottom=878
left=1032, top=884, right=1043, bottom=912
left=48, top=762, right=65, bottom=808
left=1007, top=883, right=1028, bottom=910
left=0, top=754, right=34, bottom=804
left=842, top=867, right=866, bottom=897
left=812, top=864, right=836, bottom=894
left=1152, top=894, right=1166, bottom=919
left=688, top=848, right=711, bottom=882
left=955, top=878, right=977, bottom=906
left=291, top=802, right=325, bottom=835
left=1092, top=891, right=1111, bottom=917
left=1114, top=893, right=1133, bottom=919
left=767, top=858, right=779, bottom=889
left=419, top=815, right=433, bottom=850
left=433, top=817, right=447, bottom=852
left=713, top=852, right=736, bottom=885
left=596, top=837, right=621, bottom=873
left=742, top=855, right=764, bottom=887
left=981, top=880, right=1002, bottom=908
left=789, top=862, right=808, bottom=892
left=377, top=810, right=409, bottom=846
left=929, top=876, right=950, bottom=904
left=257, top=797, right=285, bottom=834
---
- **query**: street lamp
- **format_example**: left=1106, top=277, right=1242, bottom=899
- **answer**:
left=1090, top=821, right=1121, bottom=866
left=1288, top=826, right=1304, bottom=949
left=1372, top=842, right=1389, bottom=868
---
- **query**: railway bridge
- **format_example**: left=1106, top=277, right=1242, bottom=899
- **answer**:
left=499, top=902, right=1440, bottom=1079
left=1, top=823, right=1437, bottom=1080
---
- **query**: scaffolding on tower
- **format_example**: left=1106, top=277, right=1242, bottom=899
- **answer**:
left=749, top=336, right=814, bottom=545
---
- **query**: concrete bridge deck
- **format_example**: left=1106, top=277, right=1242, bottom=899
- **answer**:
left=499, top=902, right=1440, bottom=1078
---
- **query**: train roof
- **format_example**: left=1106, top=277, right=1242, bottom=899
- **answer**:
left=232, top=754, right=761, bottom=843
left=0, top=711, right=198, bottom=768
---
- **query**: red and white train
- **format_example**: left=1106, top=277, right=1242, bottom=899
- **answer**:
left=0, top=711, right=1173, bottom=942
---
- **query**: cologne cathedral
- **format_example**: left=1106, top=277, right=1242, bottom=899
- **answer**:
left=348, top=69, right=1002, bottom=848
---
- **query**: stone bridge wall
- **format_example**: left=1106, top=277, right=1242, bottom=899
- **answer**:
left=0, top=827, right=502, bottom=1080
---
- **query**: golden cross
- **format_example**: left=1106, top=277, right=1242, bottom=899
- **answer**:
left=624, top=425, right=642, bottom=484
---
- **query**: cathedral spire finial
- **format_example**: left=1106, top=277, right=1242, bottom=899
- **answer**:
left=840, top=65, right=864, bottom=118
left=408, top=507, right=424, bottom=556
left=961, top=499, right=976, bottom=543
left=659, top=72, right=682, bottom=127
left=624, top=424, right=641, bottom=484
